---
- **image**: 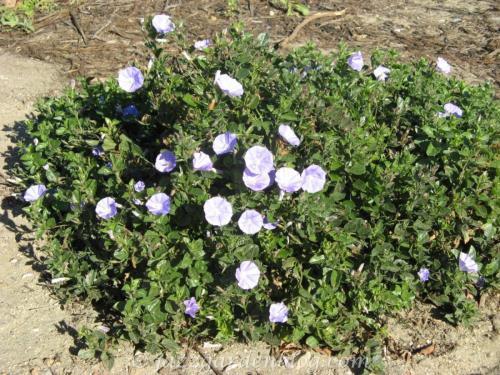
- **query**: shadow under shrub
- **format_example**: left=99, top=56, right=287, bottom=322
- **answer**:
left=13, top=21, right=499, bottom=372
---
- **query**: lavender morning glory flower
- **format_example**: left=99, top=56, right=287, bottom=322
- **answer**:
left=33, top=138, right=39, bottom=146
left=134, top=180, right=145, bottom=192
left=146, top=193, right=171, bottom=215
left=105, top=162, right=113, bottom=169
left=24, top=184, right=47, bottom=202
left=476, top=276, right=486, bottom=289
left=347, top=51, right=363, bottom=71
left=118, top=67, right=144, bottom=93
left=238, top=209, right=263, bottom=235
left=278, top=124, right=301, bottom=147
left=235, top=261, right=260, bottom=290
left=263, top=217, right=278, bottom=230
left=183, top=297, right=200, bottom=318
left=275, top=167, right=302, bottom=193
left=155, top=150, right=176, bottom=173
left=122, top=104, right=140, bottom=118
left=418, top=267, right=430, bottom=282
left=212, top=132, right=237, bottom=155
left=373, top=65, right=390, bottom=81
left=214, top=70, right=244, bottom=97
left=244, top=146, right=274, bottom=175
left=242, top=168, right=274, bottom=191
left=301, top=165, right=326, bottom=193
left=192, top=151, right=214, bottom=171
left=204, top=197, right=233, bottom=226
left=269, top=302, right=289, bottom=323
left=152, top=14, right=175, bottom=34
left=194, top=39, right=211, bottom=50
left=92, top=145, right=104, bottom=157
left=459, top=252, right=479, bottom=273
left=443, top=103, right=463, bottom=118
left=95, top=197, right=118, bottom=219
left=436, top=57, right=451, bottom=74
left=42, top=163, right=49, bottom=171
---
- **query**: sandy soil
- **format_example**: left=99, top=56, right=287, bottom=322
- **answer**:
left=0, top=0, right=498, bottom=88
left=0, top=3, right=499, bottom=373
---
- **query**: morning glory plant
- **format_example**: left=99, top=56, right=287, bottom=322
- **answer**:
left=212, top=132, right=237, bottom=155
left=347, top=51, right=364, bottom=71
left=204, top=197, right=233, bottom=226
left=244, top=146, right=274, bottom=175
left=155, top=150, right=176, bottom=173
left=436, top=57, right=451, bottom=74
left=152, top=14, right=175, bottom=34
left=95, top=197, right=118, bottom=219
left=24, top=184, right=47, bottom=202
left=145, top=193, right=171, bottom=215
left=118, top=67, right=144, bottom=93
left=214, top=70, right=244, bottom=97
left=238, top=209, right=264, bottom=235
left=235, top=261, right=260, bottom=290
left=275, top=167, right=302, bottom=193
left=269, top=302, right=289, bottom=323
left=14, top=21, right=499, bottom=371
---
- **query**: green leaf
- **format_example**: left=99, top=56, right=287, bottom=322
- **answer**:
left=182, top=94, right=198, bottom=107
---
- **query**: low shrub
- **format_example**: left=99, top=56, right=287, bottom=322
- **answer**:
left=14, top=16, right=499, bottom=372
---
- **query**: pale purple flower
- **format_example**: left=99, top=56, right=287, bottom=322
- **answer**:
left=238, top=209, right=263, bottom=235
left=42, top=163, right=49, bottom=171
left=235, top=261, right=260, bottom=290
left=204, top=197, right=233, bottom=226
left=146, top=193, right=171, bottom=215
left=133, top=198, right=142, bottom=205
left=301, top=165, right=326, bottom=193
left=155, top=150, right=176, bottom=173
left=118, top=67, right=144, bottom=93
left=152, top=14, right=175, bottom=34
left=373, top=65, right=390, bottom=81
left=347, top=51, right=363, bottom=71
left=443, top=103, right=463, bottom=118
left=269, top=302, right=288, bottom=323
left=436, top=57, right=451, bottom=74
left=214, top=70, right=244, bottom=97
left=213, top=132, right=237, bottom=155
left=263, top=218, right=278, bottom=230
left=183, top=297, right=200, bottom=318
left=242, top=168, right=274, bottom=191
left=92, top=145, right=104, bottom=157
left=95, top=197, right=118, bottom=219
left=193, top=151, right=214, bottom=171
left=33, top=138, right=39, bottom=146
left=278, top=124, right=300, bottom=146
left=418, top=267, right=430, bottom=282
left=244, top=146, right=274, bottom=175
left=275, top=167, right=302, bottom=193
left=105, top=162, right=113, bottom=169
left=459, top=252, right=478, bottom=273
left=24, top=184, right=47, bottom=202
left=194, top=39, right=211, bottom=50
left=134, top=181, right=145, bottom=192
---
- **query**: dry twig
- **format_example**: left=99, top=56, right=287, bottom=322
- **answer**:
left=275, top=9, right=347, bottom=49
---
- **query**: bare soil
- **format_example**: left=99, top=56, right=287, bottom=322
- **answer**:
left=0, top=0, right=498, bottom=88
left=0, top=1, right=499, bottom=374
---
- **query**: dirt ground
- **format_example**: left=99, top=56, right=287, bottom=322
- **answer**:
left=0, top=1, right=499, bottom=374
left=0, top=0, right=498, bottom=88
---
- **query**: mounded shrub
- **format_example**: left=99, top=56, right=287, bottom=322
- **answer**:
left=14, top=18, right=499, bottom=371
